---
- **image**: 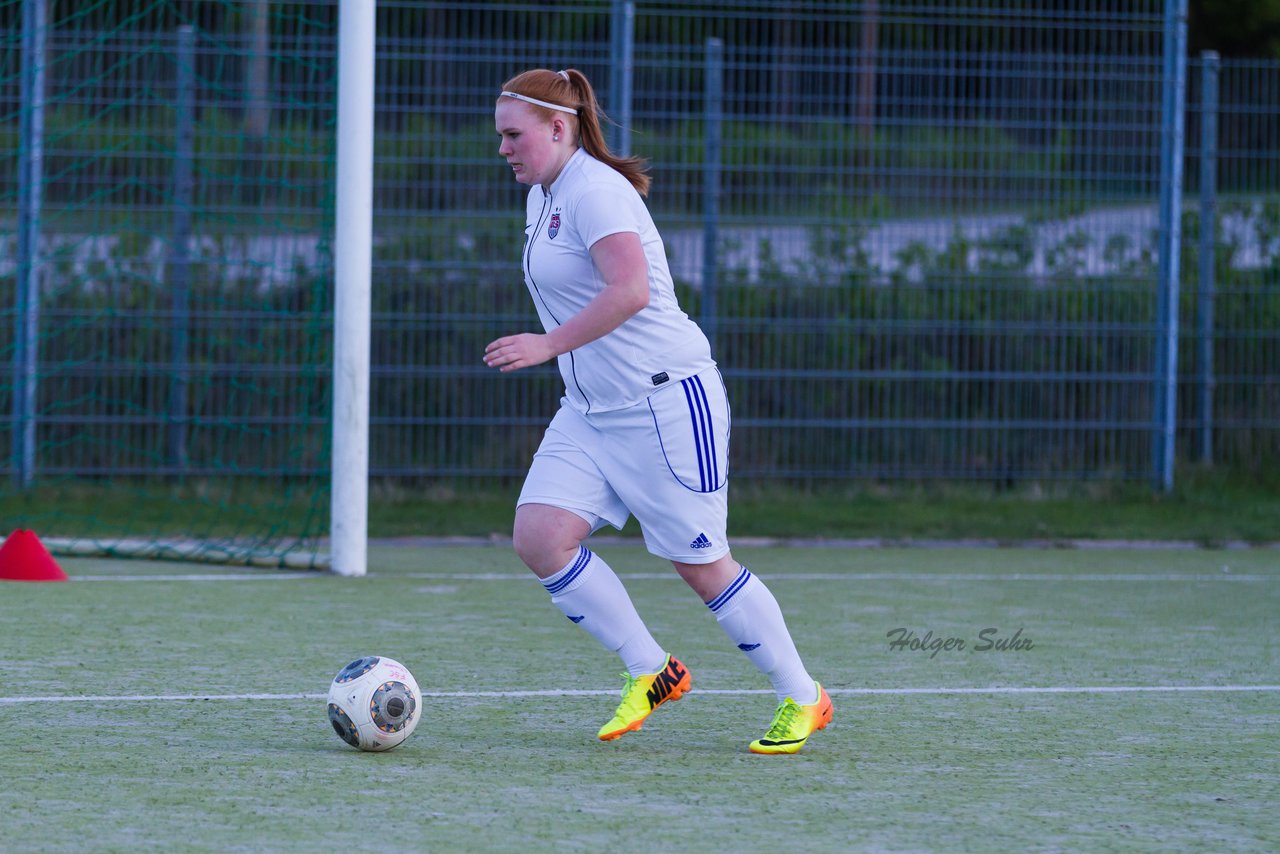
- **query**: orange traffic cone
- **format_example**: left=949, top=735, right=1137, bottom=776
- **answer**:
left=0, top=530, right=69, bottom=581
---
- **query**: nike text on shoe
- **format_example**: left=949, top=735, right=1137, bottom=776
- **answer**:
left=597, top=654, right=692, bottom=741
left=748, top=683, right=833, bottom=755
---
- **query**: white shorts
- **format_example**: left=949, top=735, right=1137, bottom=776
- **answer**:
left=517, top=368, right=731, bottom=564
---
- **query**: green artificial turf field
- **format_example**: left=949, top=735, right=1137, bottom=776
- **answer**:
left=1, top=543, right=1277, bottom=852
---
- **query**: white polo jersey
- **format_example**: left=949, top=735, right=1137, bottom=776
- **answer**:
left=522, top=148, right=715, bottom=414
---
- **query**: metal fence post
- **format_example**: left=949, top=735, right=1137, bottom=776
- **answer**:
left=609, top=0, right=635, bottom=156
left=168, top=25, right=195, bottom=473
left=1154, top=0, right=1188, bottom=493
left=1198, top=50, right=1219, bottom=466
left=702, top=37, right=723, bottom=345
left=13, top=0, right=47, bottom=488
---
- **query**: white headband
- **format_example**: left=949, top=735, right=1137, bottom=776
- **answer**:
left=500, top=91, right=578, bottom=115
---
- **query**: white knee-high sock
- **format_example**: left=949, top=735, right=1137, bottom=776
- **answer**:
left=708, top=565, right=818, bottom=704
left=541, top=546, right=668, bottom=677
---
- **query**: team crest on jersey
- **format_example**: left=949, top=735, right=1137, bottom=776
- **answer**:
left=548, top=213, right=561, bottom=239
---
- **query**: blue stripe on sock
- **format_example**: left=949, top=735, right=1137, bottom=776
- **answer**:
left=707, top=566, right=752, bottom=613
left=543, top=546, right=592, bottom=595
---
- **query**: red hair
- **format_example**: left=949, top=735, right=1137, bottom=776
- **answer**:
left=499, top=68, right=651, bottom=197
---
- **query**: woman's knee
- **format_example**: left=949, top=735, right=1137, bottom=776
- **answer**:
left=673, top=552, right=741, bottom=603
left=512, top=503, right=591, bottom=577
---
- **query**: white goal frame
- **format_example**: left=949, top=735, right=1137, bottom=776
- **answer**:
left=331, top=0, right=375, bottom=576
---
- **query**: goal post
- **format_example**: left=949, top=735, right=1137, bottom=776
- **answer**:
left=330, top=0, right=375, bottom=577
left=1, top=2, right=349, bottom=570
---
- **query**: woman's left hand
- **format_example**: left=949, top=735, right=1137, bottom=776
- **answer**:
left=484, top=333, right=556, bottom=372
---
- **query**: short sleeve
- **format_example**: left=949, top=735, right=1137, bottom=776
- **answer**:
left=575, top=184, right=642, bottom=249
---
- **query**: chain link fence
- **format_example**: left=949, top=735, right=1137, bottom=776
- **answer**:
left=2, top=0, right=1277, bottom=491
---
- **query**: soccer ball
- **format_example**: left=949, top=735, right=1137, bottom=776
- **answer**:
left=326, top=656, right=422, bottom=752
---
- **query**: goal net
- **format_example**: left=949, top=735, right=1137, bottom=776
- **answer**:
left=1, top=1, right=340, bottom=568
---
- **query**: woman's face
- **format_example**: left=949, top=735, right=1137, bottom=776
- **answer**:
left=495, top=99, right=560, bottom=188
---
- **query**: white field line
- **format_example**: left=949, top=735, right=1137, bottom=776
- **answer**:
left=2, top=685, right=1278, bottom=705
left=369, top=536, right=1280, bottom=550
left=442, top=572, right=1275, bottom=582
left=68, top=571, right=1277, bottom=583
left=72, top=573, right=316, bottom=581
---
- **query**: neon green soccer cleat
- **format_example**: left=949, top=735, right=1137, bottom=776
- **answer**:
left=748, top=683, right=833, bottom=755
left=597, top=654, right=691, bottom=741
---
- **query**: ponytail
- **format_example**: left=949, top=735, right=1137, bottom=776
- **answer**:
left=499, top=68, right=651, bottom=197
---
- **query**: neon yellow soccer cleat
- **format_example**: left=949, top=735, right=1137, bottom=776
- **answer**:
left=748, top=683, right=833, bottom=755
left=597, top=654, right=691, bottom=741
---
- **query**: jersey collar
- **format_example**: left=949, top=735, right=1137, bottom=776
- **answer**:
left=545, top=147, right=586, bottom=196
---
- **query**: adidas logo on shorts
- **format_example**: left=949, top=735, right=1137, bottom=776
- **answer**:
left=690, top=532, right=713, bottom=549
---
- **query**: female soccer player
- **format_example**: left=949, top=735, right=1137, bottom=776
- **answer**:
left=485, top=68, right=832, bottom=754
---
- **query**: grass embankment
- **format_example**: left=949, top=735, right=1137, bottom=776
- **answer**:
left=2, top=469, right=1276, bottom=545
left=369, top=470, right=1280, bottom=545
